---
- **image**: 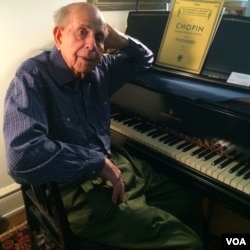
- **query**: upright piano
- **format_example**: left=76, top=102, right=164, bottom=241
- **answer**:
left=110, top=11, right=250, bottom=219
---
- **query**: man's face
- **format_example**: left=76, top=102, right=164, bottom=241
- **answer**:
left=54, top=7, right=106, bottom=78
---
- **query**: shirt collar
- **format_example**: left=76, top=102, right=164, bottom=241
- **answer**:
left=49, top=46, right=75, bottom=87
left=48, top=46, right=96, bottom=88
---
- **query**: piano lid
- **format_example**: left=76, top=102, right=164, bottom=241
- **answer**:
left=125, top=11, right=169, bottom=60
left=202, top=15, right=250, bottom=81
left=125, top=11, right=250, bottom=89
left=135, top=70, right=250, bottom=103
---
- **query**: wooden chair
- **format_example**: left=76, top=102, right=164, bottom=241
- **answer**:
left=21, top=183, right=110, bottom=250
left=21, top=183, right=76, bottom=249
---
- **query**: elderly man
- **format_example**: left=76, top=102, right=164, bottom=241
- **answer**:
left=4, top=2, right=203, bottom=249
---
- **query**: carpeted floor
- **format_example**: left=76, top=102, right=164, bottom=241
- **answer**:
left=0, top=221, right=31, bottom=250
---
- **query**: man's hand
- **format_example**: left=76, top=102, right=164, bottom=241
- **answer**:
left=98, top=158, right=125, bottom=204
left=104, top=23, right=129, bottom=51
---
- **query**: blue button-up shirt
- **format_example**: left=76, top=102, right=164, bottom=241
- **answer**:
left=3, top=38, right=153, bottom=184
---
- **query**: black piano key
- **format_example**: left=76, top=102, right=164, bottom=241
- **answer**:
left=219, top=158, right=233, bottom=169
left=130, top=122, right=143, bottom=129
left=212, top=156, right=226, bottom=166
left=152, top=131, right=166, bottom=138
left=147, top=129, right=157, bottom=136
left=203, top=151, right=217, bottom=161
left=114, top=113, right=131, bottom=122
left=176, top=141, right=191, bottom=150
left=143, top=125, right=155, bottom=133
left=163, top=135, right=177, bottom=144
left=219, top=149, right=242, bottom=168
left=141, top=127, right=151, bottom=133
left=111, top=113, right=122, bottom=119
left=229, top=162, right=245, bottom=173
left=196, top=149, right=211, bottom=159
left=147, top=130, right=165, bottom=138
left=136, top=123, right=154, bottom=133
left=182, top=144, right=196, bottom=152
left=229, top=163, right=243, bottom=173
left=124, top=118, right=140, bottom=126
left=168, top=137, right=182, bottom=146
left=243, top=171, right=250, bottom=180
left=212, top=148, right=238, bottom=167
left=236, top=164, right=250, bottom=176
left=134, top=123, right=147, bottom=131
left=191, top=147, right=205, bottom=156
left=158, top=134, right=172, bottom=142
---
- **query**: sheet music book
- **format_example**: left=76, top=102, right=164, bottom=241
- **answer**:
left=156, top=0, right=224, bottom=74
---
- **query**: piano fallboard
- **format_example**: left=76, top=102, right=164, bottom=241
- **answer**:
left=110, top=81, right=250, bottom=219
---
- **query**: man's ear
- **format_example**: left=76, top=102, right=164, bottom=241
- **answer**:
left=53, top=26, right=62, bottom=50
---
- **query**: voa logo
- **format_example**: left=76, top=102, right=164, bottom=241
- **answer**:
left=226, top=238, right=246, bottom=246
left=222, top=234, right=250, bottom=249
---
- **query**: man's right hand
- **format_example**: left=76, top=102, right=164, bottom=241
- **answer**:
left=98, top=158, right=125, bottom=204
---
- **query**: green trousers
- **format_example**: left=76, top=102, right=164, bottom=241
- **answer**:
left=60, top=148, right=203, bottom=249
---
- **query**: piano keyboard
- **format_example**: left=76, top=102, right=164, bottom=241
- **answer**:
left=110, top=112, right=250, bottom=195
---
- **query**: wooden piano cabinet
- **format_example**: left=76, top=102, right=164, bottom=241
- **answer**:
left=209, top=202, right=250, bottom=236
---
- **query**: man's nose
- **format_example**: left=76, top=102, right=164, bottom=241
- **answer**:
left=85, top=33, right=96, bottom=50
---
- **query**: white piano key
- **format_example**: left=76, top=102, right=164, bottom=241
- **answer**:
left=184, top=147, right=207, bottom=169
left=205, top=155, right=234, bottom=176
left=155, top=140, right=174, bottom=157
left=223, top=164, right=248, bottom=186
left=237, top=181, right=250, bottom=194
left=243, top=182, right=250, bottom=195
left=180, top=146, right=201, bottom=163
left=212, top=161, right=239, bottom=180
left=188, top=157, right=205, bottom=170
left=168, top=141, right=188, bottom=158
left=230, top=176, right=245, bottom=190
left=236, top=177, right=250, bottom=194
left=175, top=147, right=194, bottom=162
left=199, top=154, right=223, bottom=174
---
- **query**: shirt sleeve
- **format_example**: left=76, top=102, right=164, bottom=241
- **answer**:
left=121, top=36, right=154, bottom=65
left=101, top=36, right=154, bottom=96
left=3, top=66, right=105, bottom=184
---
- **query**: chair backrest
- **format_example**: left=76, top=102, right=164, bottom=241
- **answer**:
left=21, top=183, right=76, bottom=250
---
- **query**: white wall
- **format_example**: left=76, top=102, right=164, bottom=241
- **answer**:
left=0, top=0, right=128, bottom=203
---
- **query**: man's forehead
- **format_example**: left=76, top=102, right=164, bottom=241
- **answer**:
left=69, top=9, right=105, bottom=31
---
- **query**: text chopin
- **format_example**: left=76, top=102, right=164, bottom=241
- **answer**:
left=176, top=23, right=204, bottom=32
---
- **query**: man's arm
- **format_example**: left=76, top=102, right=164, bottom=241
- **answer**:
left=100, top=24, right=154, bottom=96
left=3, top=68, right=105, bottom=184
left=104, top=23, right=129, bottom=50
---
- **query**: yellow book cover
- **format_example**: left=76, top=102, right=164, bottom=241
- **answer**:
left=156, top=0, right=224, bottom=74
